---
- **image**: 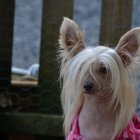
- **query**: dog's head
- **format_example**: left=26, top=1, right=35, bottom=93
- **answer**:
left=58, top=17, right=140, bottom=137
left=59, top=17, right=140, bottom=98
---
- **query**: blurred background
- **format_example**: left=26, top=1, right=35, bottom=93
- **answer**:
left=12, top=0, right=140, bottom=69
left=0, top=0, right=140, bottom=140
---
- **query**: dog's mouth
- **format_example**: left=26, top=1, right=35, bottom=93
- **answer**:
left=83, top=89, right=95, bottom=95
left=83, top=86, right=99, bottom=95
left=83, top=82, right=111, bottom=96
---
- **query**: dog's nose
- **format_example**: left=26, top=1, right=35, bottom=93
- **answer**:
left=83, top=82, right=94, bottom=92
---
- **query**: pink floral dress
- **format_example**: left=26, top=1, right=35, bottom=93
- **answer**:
left=66, top=113, right=140, bottom=140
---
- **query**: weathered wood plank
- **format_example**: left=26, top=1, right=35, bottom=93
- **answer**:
left=8, top=134, right=34, bottom=140
left=0, top=113, right=63, bottom=136
left=0, top=0, right=15, bottom=90
left=100, top=0, right=132, bottom=47
left=38, top=0, right=74, bottom=114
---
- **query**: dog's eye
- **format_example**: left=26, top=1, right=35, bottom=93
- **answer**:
left=99, top=67, right=107, bottom=74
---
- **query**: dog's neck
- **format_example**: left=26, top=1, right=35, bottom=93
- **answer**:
left=79, top=94, right=115, bottom=140
left=82, top=94, right=115, bottom=120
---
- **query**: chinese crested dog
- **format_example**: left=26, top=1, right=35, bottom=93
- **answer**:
left=58, top=17, right=140, bottom=140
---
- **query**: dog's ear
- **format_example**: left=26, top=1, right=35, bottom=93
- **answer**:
left=59, top=17, right=85, bottom=57
left=116, top=27, right=140, bottom=65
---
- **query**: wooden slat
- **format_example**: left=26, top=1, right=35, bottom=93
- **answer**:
left=0, top=0, right=15, bottom=90
left=11, top=80, right=38, bottom=87
left=0, top=113, right=63, bottom=137
left=38, top=0, right=74, bottom=114
left=9, top=134, right=34, bottom=140
left=100, top=0, right=132, bottom=47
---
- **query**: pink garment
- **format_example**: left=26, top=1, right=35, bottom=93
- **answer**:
left=66, top=113, right=140, bottom=140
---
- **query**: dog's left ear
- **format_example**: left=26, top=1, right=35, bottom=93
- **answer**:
left=116, top=27, right=140, bottom=65
left=59, top=17, right=85, bottom=57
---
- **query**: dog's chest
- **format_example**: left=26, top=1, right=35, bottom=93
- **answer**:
left=79, top=125, right=113, bottom=140
left=79, top=113, right=114, bottom=140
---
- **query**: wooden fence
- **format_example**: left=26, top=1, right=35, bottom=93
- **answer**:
left=0, top=0, right=132, bottom=140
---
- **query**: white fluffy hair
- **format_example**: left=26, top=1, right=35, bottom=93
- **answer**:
left=58, top=17, right=140, bottom=139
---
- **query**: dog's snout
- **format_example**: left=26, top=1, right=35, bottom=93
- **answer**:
left=83, top=82, right=94, bottom=92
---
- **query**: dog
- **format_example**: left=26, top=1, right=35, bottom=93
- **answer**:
left=58, top=17, right=140, bottom=140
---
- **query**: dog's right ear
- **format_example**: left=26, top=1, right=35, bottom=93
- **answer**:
left=59, top=17, right=85, bottom=58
